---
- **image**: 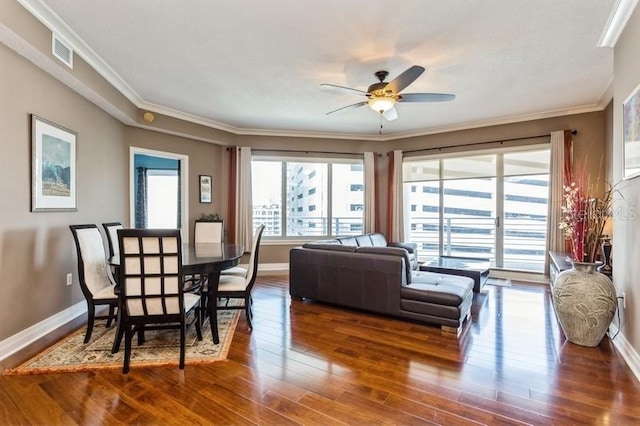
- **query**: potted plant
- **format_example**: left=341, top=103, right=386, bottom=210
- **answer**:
left=197, top=213, right=221, bottom=222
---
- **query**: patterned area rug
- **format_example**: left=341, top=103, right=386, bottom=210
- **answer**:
left=4, top=308, right=239, bottom=375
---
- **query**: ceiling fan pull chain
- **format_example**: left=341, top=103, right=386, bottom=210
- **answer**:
left=379, top=114, right=384, bottom=135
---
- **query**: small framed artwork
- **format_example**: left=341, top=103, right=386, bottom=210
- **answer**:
left=31, top=115, right=77, bottom=211
left=199, top=175, right=212, bottom=203
left=623, top=82, right=640, bottom=180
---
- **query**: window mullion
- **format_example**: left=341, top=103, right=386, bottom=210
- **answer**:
left=282, top=162, right=287, bottom=237
left=496, top=154, right=504, bottom=268
left=438, top=159, right=444, bottom=256
left=328, top=163, right=333, bottom=236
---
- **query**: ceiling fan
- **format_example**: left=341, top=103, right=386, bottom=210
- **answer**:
left=321, top=65, right=455, bottom=121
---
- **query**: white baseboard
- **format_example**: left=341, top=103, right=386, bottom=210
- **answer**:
left=258, top=263, right=289, bottom=275
left=609, top=323, right=640, bottom=383
left=0, top=301, right=86, bottom=362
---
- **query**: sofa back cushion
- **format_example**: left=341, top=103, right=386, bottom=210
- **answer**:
left=303, top=239, right=339, bottom=245
left=368, top=233, right=388, bottom=247
left=355, top=235, right=373, bottom=247
left=356, top=246, right=412, bottom=284
left=337, top=236, right=358, bottom=246
left=302, top=243, right=357, bottom=252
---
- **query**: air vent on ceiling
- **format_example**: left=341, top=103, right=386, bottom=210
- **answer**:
left=52, top=33, right=73, bottom=69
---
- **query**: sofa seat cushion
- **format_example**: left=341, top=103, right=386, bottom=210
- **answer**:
left=401, top=271, right=473, bottom=306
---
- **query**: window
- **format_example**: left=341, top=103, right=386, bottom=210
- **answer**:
left=146, top=169, right=179, bottom=228
left=252, top=158, right=365, bottom=238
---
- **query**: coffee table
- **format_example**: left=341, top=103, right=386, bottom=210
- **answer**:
left=420, top=256, right=490, bottom=293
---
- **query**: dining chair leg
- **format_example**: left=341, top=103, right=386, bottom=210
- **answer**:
left=245, top=296, right=253, bottom=330
left=111, top=310, right=124, bottom=353
left=106, top=305, right=115, bottom=328
left=123, top=326, right=132, bottom=374
left=84, top=307, right=95, bottom=343
left=179, top=323, right=186, bottom=369
left=194, top=308, right=203, bottom=341
left=210, top=305, right=220, bottom=344
left=137, top=325, right=145, bottom=345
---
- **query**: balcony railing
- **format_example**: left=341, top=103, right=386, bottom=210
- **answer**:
left=409, top=216, right=547, bottom=272
left=254, top=216, right=364, bottom=237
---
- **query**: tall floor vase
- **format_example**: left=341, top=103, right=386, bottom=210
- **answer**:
left=552, top=262, right=617, bottom=347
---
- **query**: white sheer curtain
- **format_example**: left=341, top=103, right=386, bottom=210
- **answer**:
left=364, top=152, right=376, bottom=233
left=390, top=150, right=404, bottom=242
left=546, top=131, right=570, bottom=274
left=235, top=147, right=253, bottom=250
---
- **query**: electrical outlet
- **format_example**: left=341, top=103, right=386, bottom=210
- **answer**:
left=66, top=273, right=73, bottom=286
left=622, top=292, right=627, bottom=309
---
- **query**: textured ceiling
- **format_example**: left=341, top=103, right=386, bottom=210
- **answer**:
left=35, top=0, right=616, bottom=138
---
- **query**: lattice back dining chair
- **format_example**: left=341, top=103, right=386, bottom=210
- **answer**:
left=214, top=224, right=265, bottom=330
left=69, top=224, right=118, bottom=343
left=117, top=228, right=202, bottom=374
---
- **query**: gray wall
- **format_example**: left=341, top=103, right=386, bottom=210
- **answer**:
left=0, top=43, right=128, bottom=340
left=612, top=6, right=640, bottom=356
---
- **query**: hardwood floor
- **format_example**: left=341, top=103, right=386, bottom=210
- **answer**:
left=1, top=275, right=639, bottom=425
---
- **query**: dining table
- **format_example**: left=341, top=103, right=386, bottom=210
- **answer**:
left=108, top=242, right=245, bottom=349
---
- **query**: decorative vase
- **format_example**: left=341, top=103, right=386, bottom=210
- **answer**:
left=552, top=261, right=617, bottom=347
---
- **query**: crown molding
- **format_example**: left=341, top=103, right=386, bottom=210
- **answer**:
left=379, top=104, right=607, bottom=141
left=1, top=22, right=136, bottom=126
left=17, top=0, right=143, bottom=105
left=599, top=0, right=640, bottom=47
left=146, top=102, right=607, bottom=143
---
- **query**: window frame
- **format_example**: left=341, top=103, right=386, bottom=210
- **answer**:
left=252, top=155, right=365, bottom=241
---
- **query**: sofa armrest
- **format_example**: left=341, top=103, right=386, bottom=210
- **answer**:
left=388, top=241, right=418, bottom=254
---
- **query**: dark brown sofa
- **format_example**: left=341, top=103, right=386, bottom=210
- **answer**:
left=289, top=233, right=474, bottom=335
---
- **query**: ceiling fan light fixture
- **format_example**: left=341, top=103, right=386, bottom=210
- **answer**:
left=368, top=96, right=395, bottom=113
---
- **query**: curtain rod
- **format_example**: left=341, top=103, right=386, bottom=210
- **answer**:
left=247, top=148, right=366, bottom=156
left=402, top=129, right=577, bottom=155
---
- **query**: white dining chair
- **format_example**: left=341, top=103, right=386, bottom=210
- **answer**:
left=194, top=220, right=224, bottom=243
left=69, top=224, right=118, bottom=343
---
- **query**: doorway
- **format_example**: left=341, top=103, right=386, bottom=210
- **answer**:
left=130, top=147, right=189, bottom=242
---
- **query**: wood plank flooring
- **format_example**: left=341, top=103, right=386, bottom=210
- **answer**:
left=1, top=275, right=639, bottom=425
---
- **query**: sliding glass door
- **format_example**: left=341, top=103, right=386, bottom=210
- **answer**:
left=404, top=146, right=550, bottom=273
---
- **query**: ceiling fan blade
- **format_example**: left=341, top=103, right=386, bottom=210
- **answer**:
left=384, top=65, right=426, bottom=94
left=320, top=83, right=368, bottom=95
left=383, top=106, right=398, bottom=121
left=326, top=101, right=368, bottom=115
left=399, top=93, right=456, bottom=102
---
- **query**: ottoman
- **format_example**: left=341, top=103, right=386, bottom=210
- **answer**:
left=400, top=270, right=474, bottom=336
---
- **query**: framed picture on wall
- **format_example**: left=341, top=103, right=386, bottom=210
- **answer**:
left=31, top=115, right=77, bottom=211
left=199, top=175, right=212, bottom=203
left=624, top=82, right=640, bottom=180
